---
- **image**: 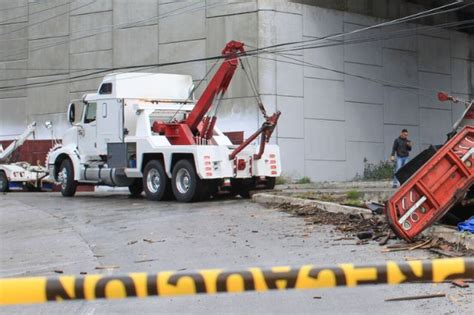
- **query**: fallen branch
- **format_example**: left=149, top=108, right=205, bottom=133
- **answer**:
left=385, top=293, right=446, bottom=302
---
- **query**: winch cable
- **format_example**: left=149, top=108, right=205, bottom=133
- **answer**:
left=167, top=59, right=220, bottom=123
left=240, top=58, right=268, bottom=119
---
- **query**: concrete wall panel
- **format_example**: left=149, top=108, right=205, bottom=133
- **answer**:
left=26, top=75, right=69, bottom=116
left=451, top=59, right=470, bottom=94
left=70, top=0, right=112, bottom=15
left=383, top=49, right=418, bottom=87
left=278, top=138, right=305, bottom=178
left=383, top=87, right=419, bottom=126
left=206, top=0, right=257, bottom=18
left=0, top=1, right=27, bottom=24
left=276, top=56, right=303, bottom=97
left=28, top=1, right=69, bottom=40
left=305, top=160, right=346, bottom=182
left=382, top=24, right=417, bottom=51
left=304, top=41, right=344, bottom=81
left=159, top=1, right=205, bottom=44
left=70, top=11, right=113, bottom=54
left=0, top=24, right=28, bottom=62
left=114, top=0, right=158, bottom=27
left=0, top=98, right=26, bottom=138
left=345, top=102, right=383, bottom=142
left=113, top=25, right=158, bottom=67
left=417, top=35, right=451, bottom=74
left=277, top=96, right=304, bottom=138
left=303, top=6, right=343, bottom=38
left=345, top=141, right=385, bottom=180
left=345, top=62, right=383, bottom=104
left=344, top=23, right=382, bottom=66
left=419, top=108, right=452, bottom=146
left=304, top=77, right=344, bottom=120
left=28, top=37, right=69, bottom=77
left=304, top=119, right=345, bottom=161
left=451, top=31, right=470, bottom=60
left=159, top=39, right=206, bottom=81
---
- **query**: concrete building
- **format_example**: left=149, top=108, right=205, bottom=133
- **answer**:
left=0, top=0, right=473, bottom=181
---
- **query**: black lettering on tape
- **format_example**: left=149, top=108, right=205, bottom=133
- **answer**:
left=262, top=268, right=299, bottom=290
left=46, top=278, right=73, bottom=301
left=397, top=261, right=433, bottom=283
left=216, top=271, right=255, bottom=292
left=167, top=273, right=207, bottom=293
left=95, top=276, right=137, bottom=298
left=308, top=267, right=347, bottom=286
left=147, top=275, right=159, bottom=296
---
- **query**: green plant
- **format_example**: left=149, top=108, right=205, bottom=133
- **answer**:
left=346, top=190, right=362, bottom=200
left=361, top=158, right=394, bottom=180
left=297, top=176, right=311, bottom=184
left=275, top=176, right=288, bottom=185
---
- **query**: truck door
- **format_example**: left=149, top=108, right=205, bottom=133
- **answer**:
left=77, top=102, right=98, bottom=157
left=96, top=99, right=123, bottom=155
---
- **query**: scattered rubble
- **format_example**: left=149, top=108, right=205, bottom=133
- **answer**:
left=269, top=202, right=474, bottom=256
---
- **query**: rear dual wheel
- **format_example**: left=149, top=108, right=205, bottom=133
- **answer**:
left=143, top=160, right=173, bottom=201
left=171, top=159, right=203, bottom=203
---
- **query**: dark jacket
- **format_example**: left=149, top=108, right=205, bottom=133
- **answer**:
left=392, top=137, right=412, bottom=157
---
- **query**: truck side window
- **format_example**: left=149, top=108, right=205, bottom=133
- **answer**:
left=84, top=102, right=97, bottom=124
left=99, top=83, right=112, bottom=95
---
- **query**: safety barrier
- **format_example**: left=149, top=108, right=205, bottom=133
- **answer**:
left=0, top=258, right=472, bottom=305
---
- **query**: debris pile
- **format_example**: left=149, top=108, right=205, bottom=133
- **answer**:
left=273, top=202, right=474, bottom=256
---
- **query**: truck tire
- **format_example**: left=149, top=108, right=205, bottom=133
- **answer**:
left=172, top=159, right=202, bottom=202
left=58, top=159, right=77, bottom=197
left=231, top=178, right=256, bottom=199
left=128, top=178, right=143, bottom=197
left=0, top=171, right=9, bottom=192
left=265, top=177, right=276, bottom=190
left=143, top=160, right=168, bottom=201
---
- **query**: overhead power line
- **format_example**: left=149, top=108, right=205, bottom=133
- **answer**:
left=0, top=1, right=471, bottom=92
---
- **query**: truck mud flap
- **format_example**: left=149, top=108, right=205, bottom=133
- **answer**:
left=386, top=126, right=474, bottom=242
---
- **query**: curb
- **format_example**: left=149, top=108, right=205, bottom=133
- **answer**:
left=252, top=193, right=373, bottom=216
left=425, top=225, right=474, bottom=250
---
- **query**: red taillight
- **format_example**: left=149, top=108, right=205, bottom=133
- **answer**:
left=437, top=91, right=451, bottom=102
left=237, top=159, right=246, bottom=171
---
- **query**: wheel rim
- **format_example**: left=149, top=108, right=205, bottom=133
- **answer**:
left=176, top=168, right=191, bottom=194
left=146, top=168, right=161, bottom=193
left=58, top=168, right=68, bottom=190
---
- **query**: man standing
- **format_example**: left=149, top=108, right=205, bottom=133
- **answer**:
left=391, top=129, right=412, bottom=188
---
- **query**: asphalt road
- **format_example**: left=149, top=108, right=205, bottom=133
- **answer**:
left=0, top=191, right=472, bottom=314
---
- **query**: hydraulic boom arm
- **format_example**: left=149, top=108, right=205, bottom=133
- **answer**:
left=0, top=122, right=36, bottom=162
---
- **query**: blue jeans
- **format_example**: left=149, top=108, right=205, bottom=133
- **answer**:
left=393, top=156, right=408, bottom=186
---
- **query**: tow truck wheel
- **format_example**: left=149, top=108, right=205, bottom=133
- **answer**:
left=143, top=160, right=168, bottom=201
left=58, top=159, right=77, bottom=197
left=172, top=159, right=201, bottom=202
left=128, top=178, right=143, bottom=197
left=265, top=177, right=276, bottom=190
left=0, top=171, right=9, bottom=192
left=230, top=178, right=256, bottom=199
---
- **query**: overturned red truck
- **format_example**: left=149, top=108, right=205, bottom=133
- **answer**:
left=386, top=92, right=474, bottom=242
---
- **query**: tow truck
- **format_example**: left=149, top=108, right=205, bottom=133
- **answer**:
left=0, top=122, right=51, bottom=192
left=47, top=41, right=281, bottom=202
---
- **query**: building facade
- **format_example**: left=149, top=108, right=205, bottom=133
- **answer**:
left=0, top=0, right=473, bottom=181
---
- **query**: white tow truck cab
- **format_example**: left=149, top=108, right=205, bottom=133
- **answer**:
left=47, top=41, right=281, bottom=202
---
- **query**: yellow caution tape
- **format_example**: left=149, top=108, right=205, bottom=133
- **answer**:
left=0, top=258, right=472, bottom=305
